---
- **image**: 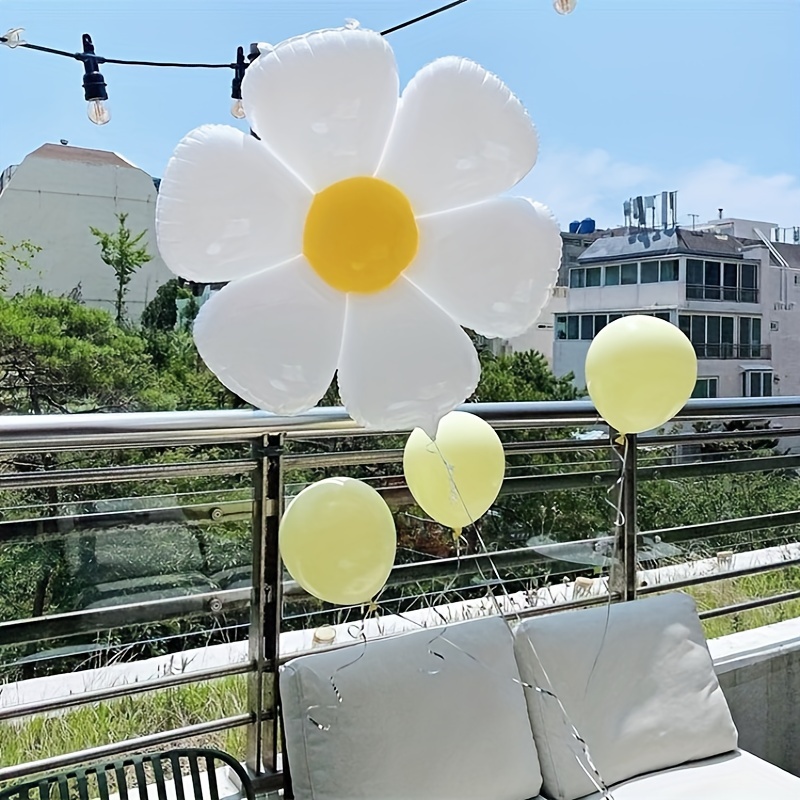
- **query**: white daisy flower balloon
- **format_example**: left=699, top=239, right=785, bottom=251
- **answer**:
left=155, top=27, right=561, bottom=433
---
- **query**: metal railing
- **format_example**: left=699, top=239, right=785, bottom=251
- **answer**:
left=686, top=284, right=760, bottom=303
left=692, top=343, right=772, bottom=360
left=2, top=397, right=800, bottom=789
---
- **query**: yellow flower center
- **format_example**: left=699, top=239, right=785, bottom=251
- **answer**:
left=303, top=176, right=419, bottom=294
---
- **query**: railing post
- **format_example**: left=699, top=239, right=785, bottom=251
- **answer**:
left=246, top=432, right=284, bottom=784
left=610, top=432, right=638, bottom=602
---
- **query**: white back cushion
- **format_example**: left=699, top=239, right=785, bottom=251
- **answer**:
left=281, top=616, right=543, bottom=800
left=513, top=592, right=738, bottom=800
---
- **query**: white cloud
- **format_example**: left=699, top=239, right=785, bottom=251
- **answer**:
left=677, top=160, right=800, bottom=231
left=515, top=147, right=800, bottom=233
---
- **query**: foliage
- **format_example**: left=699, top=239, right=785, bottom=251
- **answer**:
left=473, top=349, right=582, bottom=403
left=0, top=675, right=248, bottom=771
left=0, top=233, right=40, bottom=291
left=90, top=213, right=153, bottom=325
left=141, top=278, right=182, bottom=331
left=0, top=291, right=174, bottom=414
left=0, top=287, right=797, bottom=692
left=693, top=419, right=780, bottom=459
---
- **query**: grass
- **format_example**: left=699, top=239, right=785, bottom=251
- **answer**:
left=3, top=567, right=800, bottom=772
left=0, top=676, right=248, bottom=772
left=689, top=567, right=800, bottom=640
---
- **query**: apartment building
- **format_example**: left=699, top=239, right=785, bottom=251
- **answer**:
left=553, top=215, right=800, bottom=399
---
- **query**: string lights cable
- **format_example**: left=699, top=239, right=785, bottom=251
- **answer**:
left=1, top=0, right=577, bottom=125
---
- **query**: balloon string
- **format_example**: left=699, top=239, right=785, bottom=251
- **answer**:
left=424, top=439, right=614, bottom=798
left=606, top=434, right=627, bottom=529
left=582, top=435, right=630, bottom=705
left=304, top=601, right=380, bottom=732
left=390, top=603, right=614, bottom=799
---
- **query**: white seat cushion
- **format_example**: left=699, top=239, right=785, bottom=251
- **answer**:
left=513, top=592, right=738, bottom=800
left=580, top=750, right=800, bottom=799
left=281, top=615, right=543, bottom=800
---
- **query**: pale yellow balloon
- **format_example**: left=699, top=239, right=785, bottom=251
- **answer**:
left=403, top=411, right=506, bottom=530
left=279, top=477, right=396, bottom=606
left=585, top=315, right=697, bottom=435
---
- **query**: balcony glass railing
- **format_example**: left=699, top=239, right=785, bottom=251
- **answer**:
left=687, top=284, right=760, bottom=303
left=2, top=398, right=800, bottom=791
left=692, top=343, right=771, bottom=359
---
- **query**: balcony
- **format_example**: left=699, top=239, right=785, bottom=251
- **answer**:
left=1, top=398, right=800, bottom=795
left=692, top=343, right=772, bottom=360
left=687, top=284, right=760, bottom=304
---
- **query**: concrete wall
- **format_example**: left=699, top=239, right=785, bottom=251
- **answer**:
left=0, top=148, right=172, bottom=319
left=567, top=280, right=682, bottom=313
left=507, top=286, right=567, bottom=364
left=710, top=618, right=800, bottom=778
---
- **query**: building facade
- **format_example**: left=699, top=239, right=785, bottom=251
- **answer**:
left=0, top=144, right=172, bottom=319
left=553, top=220, right=800, bottom=399
left=505, top=229, right=600, bottom=362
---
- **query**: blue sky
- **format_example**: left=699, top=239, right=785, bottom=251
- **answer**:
left=1, top=0, right=798, bottom=229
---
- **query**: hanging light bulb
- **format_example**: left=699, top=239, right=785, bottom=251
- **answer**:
left=230, top=98, right=246, bottom=119
left=553, top=0, right=577, bottom=14
left=81, top=34, right=110, bottom=125
left=87, top=98, right=111, bottom=125
left=230, top=45, right=247, bottom=120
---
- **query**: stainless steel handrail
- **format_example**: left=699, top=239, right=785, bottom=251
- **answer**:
left=2, top=397, right=800, bottom=784
left=1, top=396, right=799, bottom=452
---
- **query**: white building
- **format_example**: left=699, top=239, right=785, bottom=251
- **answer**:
left=0, top=144, right=171, bottom=318
left=505, top=228, right=601, bottom=363
left=553, top=218, right=800, bottom=399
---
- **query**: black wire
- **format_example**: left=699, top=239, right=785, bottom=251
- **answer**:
left=0, top=0, right=472, bottom=70
left=380, top=0, right=471, bottom=35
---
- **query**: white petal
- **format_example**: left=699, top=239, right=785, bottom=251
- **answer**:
left=193, top=257, right=345, bottom=414
left=156, top=125, right=311, bottom=283
left=242, top=28, right=398, bottom=192
left=338, top=278, right=480, bottom=433
left=377, top=58, right=538, bottom=215
left=407, top=198, right=562, bottom=339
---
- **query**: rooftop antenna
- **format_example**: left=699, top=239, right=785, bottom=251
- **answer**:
left=688, top=213, right=699, bottom=230
left=718, top=208, right=724, bottom=220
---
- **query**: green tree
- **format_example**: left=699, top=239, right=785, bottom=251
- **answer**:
left=473, top=349, right=582, bottom=403
left=141, top=278, right=181, bottom=331
left=90, top=213, right=152, bottom=325
left=0, top=291, right=174, bottom=413
left=0, top=233, right=40, bottom=291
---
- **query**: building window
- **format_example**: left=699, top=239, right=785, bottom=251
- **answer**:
left=569, top=268, right=585, bottom=288
left=594, top=314, right=607, bottom=336
left=741, top=263, right=758, bottom=302
left=723, top=262, right=738, bottom=302
left=687, top=258, right=758, bottom=303
left=640, top=261, right=660, bottom=284
left=585, top=267, right=602, bottom=287
left=704, top=261, right=721, bottom=300
left=692, top=377, right=718, bottom=399
left=621, top=263, right=638, bottom=284
left=739, top=316, right=762, bottom=358
left=743, top=371, right=772, bottom=397
left=557, top=312, right=675, bottom=342
left=660, top=259, right=679, bottom=281
left=678, top=314, right=764, bottom=358
left=604, top=265, right=620, bottom=286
